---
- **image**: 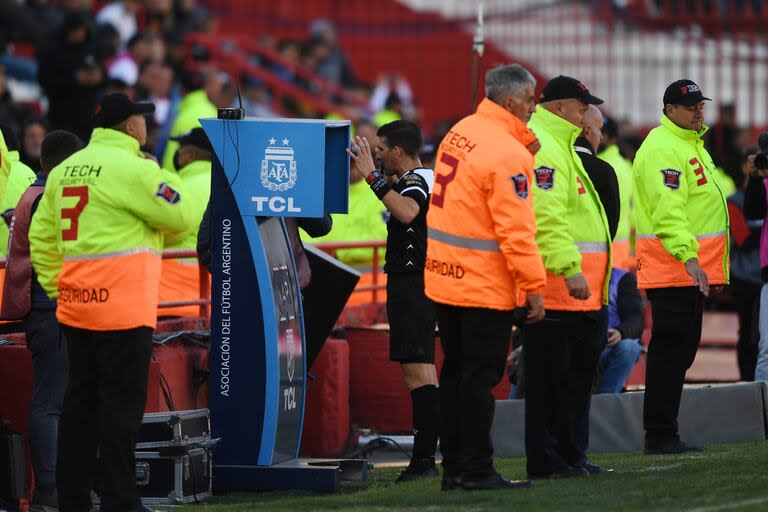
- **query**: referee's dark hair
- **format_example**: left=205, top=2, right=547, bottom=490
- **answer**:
left=377, top=120, right=422, bottom=157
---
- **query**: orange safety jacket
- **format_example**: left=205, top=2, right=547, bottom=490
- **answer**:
left=425, top=98, right=546, bottom=311
left=29, top=128, right=192, bottom=330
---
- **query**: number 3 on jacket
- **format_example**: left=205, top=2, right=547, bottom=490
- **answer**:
left=431, top=153, right=459, bottom=208
left=61, top=186, right=89, bottom=241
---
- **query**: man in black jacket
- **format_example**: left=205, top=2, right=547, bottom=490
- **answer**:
left=575, top=105, right=620, bottom=239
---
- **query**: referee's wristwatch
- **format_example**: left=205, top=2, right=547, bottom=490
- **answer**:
left=365, top=170, right=382, bottom=184
left=366, top=170, right=391, bottom=199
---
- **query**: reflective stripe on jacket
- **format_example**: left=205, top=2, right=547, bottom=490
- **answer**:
left=633, top=115, right=730, bottom=289
left=528, top=106, right=612, bottom=311
left=29, top=128, right=192, bottom=330
left=599, top=144, right=635, bottom=270
left=425, top=98, right=546, bottom=311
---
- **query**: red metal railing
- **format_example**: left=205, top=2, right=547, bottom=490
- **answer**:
left=0, top=250, right=211, bottom=318
left=315, top=240, right=386, bottom=303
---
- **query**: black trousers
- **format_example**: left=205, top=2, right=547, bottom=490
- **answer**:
left=522, top=310, right=601, bottom=475
left=57, top=325, right=153, bottom=512
left=25, top=309, right=68, bottom=493
left=436, top=304, right=513, bottom=478
left=643, top=286, right=704, bottom=442
left=732, top=279, right=761, bottom=381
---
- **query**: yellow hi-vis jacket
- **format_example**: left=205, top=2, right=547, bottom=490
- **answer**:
left=159, top=159, right=211, bottom=317
left=0, top=151, right=37, bottom=255
left=29, top=128, right=192, bottom=330
left=529, top=106, right=612, bottom=311
left=633, top=115, right=730, bottom=289
left=598, top=144, right=635, bottom=270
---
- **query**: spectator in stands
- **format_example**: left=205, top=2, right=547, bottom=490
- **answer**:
left=0, top=123, right=37, bottom=256
left=144, top=0, right=176, bottom=36
left=370, top=74, right=415, bottom=122
left=30, top=93, right=191, bottom=512
left=729, top=147, right=762, bottom=381
left=161, top=69, right=221, bottom=171
left=0, top=64, right=35, bottom=133
left=374, top=93, right=404, bottom=128
left=159, top=127, right=212, bottom=317
left=107, top=32, right=157, bottom=87
left=1, top=130, right=83, bottom=512
left=37, top=10, right=104, bottom=142
left=706, top=104, right=741, bottom=187
left=310, top=119, right=387, bottom=267
left=238, top=76, right=277, bottom=118
left=309, top=18, right=358, bottom=88
left=599, top=115, right=636, bottom=270
left=20, top=117, right=49, bottom=174
left=174, top=0, right=211, bottom=35
left=597, top=268, right=644, bottom=393
left=96, top=0, right=139, bottom=49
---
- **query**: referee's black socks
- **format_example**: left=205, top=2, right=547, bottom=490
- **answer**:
left=411, top=384, right=440, bottom=463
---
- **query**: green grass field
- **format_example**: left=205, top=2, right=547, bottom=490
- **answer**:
left=196, top=441, right=768, bottom=512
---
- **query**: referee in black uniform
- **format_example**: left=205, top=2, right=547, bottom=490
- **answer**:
left=347, top=120, right=438, bottom=482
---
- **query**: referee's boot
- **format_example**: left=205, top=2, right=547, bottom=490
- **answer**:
left=395, top=458, right=439, bottom=483
left=461, top=471, right=533, bottom=491
left=644, top=436, right=703, bottom=455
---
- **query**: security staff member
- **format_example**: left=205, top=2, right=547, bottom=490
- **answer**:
left=599, top=116, right=636, bottom=270
left=159, top=127, right=213, bottom=317
left=1, top=130, right=84, bottom=512
left=634, top=80, right=729, bottom=454
left=525, top=76, right=611, bottom=478
left=347, top=120, right=440, bottom=483
left=425, top=64, right=546, bottom=491
left=29, top=93, right=192, bottom=512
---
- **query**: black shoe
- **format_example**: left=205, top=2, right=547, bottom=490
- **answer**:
left=395, top=459, right=439, bottom=483
left=644, top=438, right=703, bottom=455
left=461, top=472, right=533, bottom=490
left=30, top=488, right=58, bottom=512
left=528, top=466, right=590, bottom=480
left=575, top=460, right=613, bottom=475
left=441, top=474, right=463, bottom=491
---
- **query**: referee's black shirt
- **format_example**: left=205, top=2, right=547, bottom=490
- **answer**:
left=384, top=167, right=435, bottom=274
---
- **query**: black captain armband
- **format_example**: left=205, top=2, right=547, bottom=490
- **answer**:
left=366, top=171, right=391, bottom=200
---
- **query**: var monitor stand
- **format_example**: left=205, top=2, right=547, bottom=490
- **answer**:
left=202, top=116, right=366, bottom=491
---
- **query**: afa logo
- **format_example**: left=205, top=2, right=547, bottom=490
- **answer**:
left=534, top=166, right=555, bottom=190
left=660, top=169, right=682, bottom=190
left=261, top=137, right=298, bottom=192
left=510, top=173, right=529, bottom=199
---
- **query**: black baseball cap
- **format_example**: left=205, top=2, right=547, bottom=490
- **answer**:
left=540, top=75, right=604, bottom=105
left=663, top=79, right=711, bottom=106
left=170, top=127, right=213, bottom=152
left=93, top=93, right=155, bottom=128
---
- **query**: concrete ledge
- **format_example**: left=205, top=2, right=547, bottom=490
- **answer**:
left=491, top=382, right=768, bottom=457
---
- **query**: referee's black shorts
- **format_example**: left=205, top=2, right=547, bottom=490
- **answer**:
left=386, top=272, right=436, bottom=364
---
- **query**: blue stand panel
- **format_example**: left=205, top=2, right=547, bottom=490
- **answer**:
left=202, top=117, right=357, bottom=491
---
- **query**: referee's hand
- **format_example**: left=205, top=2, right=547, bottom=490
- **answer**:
left=526, top=293, right=545, bottom=324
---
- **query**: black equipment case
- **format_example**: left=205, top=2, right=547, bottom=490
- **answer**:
left=136, top=409, right=211, bottom=449
left=135, top=447, right=212, bottom=505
